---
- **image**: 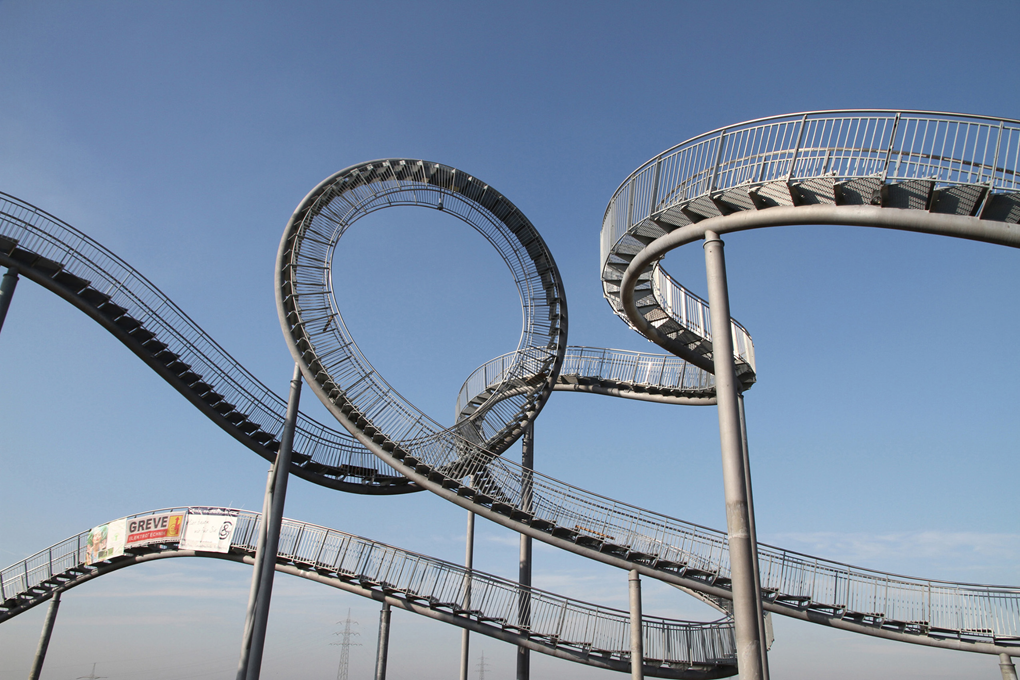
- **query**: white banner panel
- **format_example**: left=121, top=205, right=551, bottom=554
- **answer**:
left=180, top=508, right=239, bottom=553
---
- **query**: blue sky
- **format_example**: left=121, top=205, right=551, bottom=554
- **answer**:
left=1, top=1, right=1019, bottom=678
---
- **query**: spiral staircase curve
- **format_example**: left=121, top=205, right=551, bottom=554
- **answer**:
left=277, top=147, right=1020, bottom=656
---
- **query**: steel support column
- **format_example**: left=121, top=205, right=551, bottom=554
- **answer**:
left=459, top=490, right=475, bottom=680
left=0, top=266, right=20, bottom=336
left=27, top=590, right=60, bottom=680
left=374, top=602, right=391, bottom=680
left=738, top=393, right=770, bottom=680
left=1001, top=654, right=1018, bottom=680
left=240, top=364, right=302, bottom=680
left=628, top=570, right=644, bottom=680
left=703, top=230, right=764, bottom=680
left=235, top=467, right=275, bottom=680
left=518, top=421, right=534, bottom=680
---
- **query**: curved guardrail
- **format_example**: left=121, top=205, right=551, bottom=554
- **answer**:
left=277, top=156, right=1020, bottom=655
left=456, top=346, right=717, bottom=420
left=0, top=193, right=415, bottom=493
left=4, top=115, right=1018, bottom=661
left=0, top=508, right=736, bottom=678
left=601, top=110, right=1020, bottom=380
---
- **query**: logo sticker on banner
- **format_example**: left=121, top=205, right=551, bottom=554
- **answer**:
left=180, top=508, right=239, bottom=553
left=125, top=512, right=185, bottom=547
left=84, top=518, right=126, bottom=565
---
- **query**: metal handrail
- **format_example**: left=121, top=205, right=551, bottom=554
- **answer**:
left=600, top=110, right=1020, bottom=377
left=279, top=160, right=1020, bottom=649
left=455, top=346, right=715, bottom=418
left=0, top=193, right=407, bottom=490
left=0, top=508, right=736, bottom=668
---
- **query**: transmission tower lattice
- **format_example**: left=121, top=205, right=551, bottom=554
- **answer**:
left=331, top=608, right=360, bottom=680
left=476, top=650, right=490, bottom=680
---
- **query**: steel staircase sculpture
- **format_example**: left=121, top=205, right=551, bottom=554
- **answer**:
left=2, top=109, right=1019, bottom=667
left=277, top=142, right=1020, bottom=657
left=0, top=508, right=736, bottom=679
left=0, top=193, right=416, bottom=494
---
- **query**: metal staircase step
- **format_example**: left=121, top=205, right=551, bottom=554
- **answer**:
left=884, top=179, right=933, bottom=210
left=79, top=288, right=111, bottom=306
left=53, top=269, right=90, bottom=292
left=930, top=184, right=985, bottom=216
left=0, top=234, right=18, bottom=255
left=983, top=192, right=1020, bottom=223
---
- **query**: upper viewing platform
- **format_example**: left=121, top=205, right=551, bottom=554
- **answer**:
left=601, top=110, right=1020, bottom=384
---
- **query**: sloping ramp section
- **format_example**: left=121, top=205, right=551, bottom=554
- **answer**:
left=0, top=507, right=736, bottom=679
left=0, top=193, right=415, bottom=493
left=278, top=155, right=1020, bottom=656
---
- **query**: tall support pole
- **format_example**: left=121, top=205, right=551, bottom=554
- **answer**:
left=628, top=570, right=644, bottom=680
left=518, top=422, right=534, bottom=680
left=235, top=467, right=275, bottom=680
left=1001, top=654, right=1018, bottom=680
left=738, top=394, right=770, bottom=680
left=0, top=266, right=20, bottom=336
left=374, top=602, right=391, bottom=680
left=241, top=364, right=302, bottom=680
left=27, top=590, right=60, bottom=680
left=459, top=485, right=475, bottom=680
left=703, top=230, right=764, bottom=680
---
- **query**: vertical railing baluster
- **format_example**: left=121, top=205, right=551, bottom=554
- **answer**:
left=881, top=113, right=902, bottom=182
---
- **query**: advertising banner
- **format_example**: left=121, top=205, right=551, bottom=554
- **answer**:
left=180, top=508, right=239, bottom=553
left=125, top=512, right=185, bottom=547
left=84, top=518, right=126, bottom=565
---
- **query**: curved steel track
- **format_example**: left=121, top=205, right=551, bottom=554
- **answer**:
left=2, top=109, right=1018, bottom=668
left=0, top=508, right=736, bottom=679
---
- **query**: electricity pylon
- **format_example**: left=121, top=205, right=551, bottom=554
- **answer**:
left=476, top=650, right=490, bottom=680
left=331, top=609, right=360, bottom=680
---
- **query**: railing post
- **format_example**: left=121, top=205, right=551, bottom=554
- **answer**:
left=238, top=363, right=302, bottom=680
left=989, top=121, right=1005, bottom=189
left=787, top=114, right=809, bottom=181
left=0, top=266, right=20, bottom=338
left=518, top=421, right=534, bottom=680
left=629, top=570, right=644, bottom=680
left=649, top=158, right=663, bottom=217
left=881, top=113, right=902, bottom=182
left=709, top=133, right=727, bottom=192
left=703, top=230, right=764, bottom=680
left=374, top=601, right=391, bottom=680
left=28, top=591, right=61, bottom=680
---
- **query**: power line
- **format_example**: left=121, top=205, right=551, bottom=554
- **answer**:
left=330, top=608, right=360, bottom=680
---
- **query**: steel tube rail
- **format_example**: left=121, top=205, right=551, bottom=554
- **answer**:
left=599, top=111, right=1020, bottom=657
left=0, top=194, right=415, bottom=494
left=456, top=347, right=716, bottom=420
left=275, top=156, right=1020, bottom=657
left=0, top=508, right=737, bottom=678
